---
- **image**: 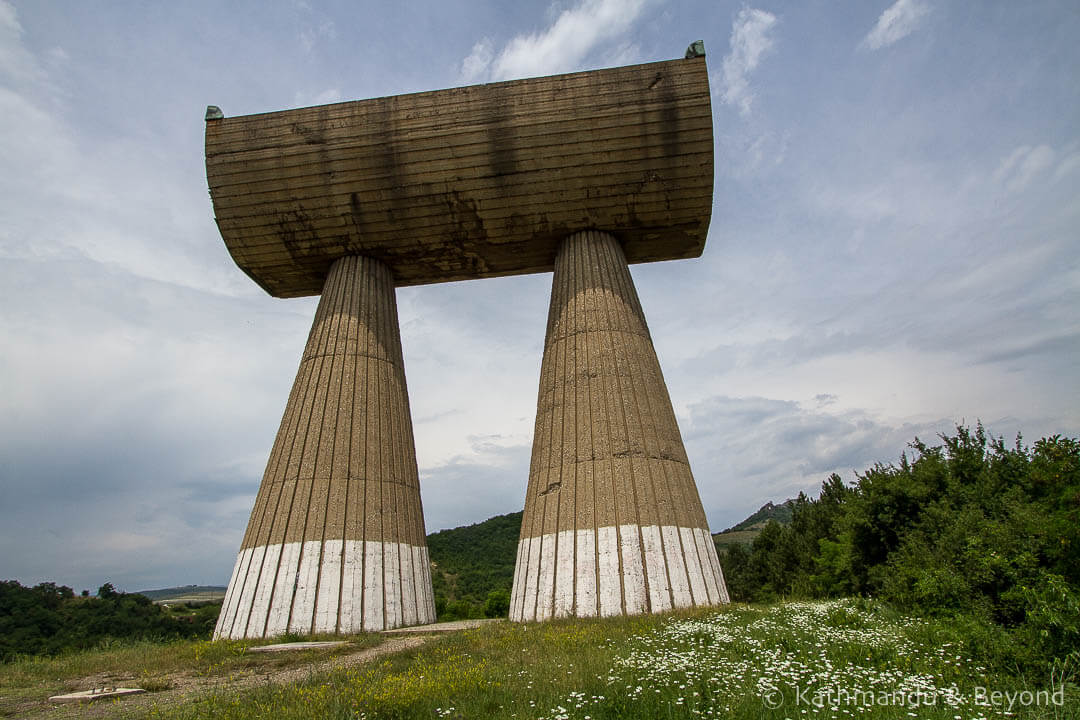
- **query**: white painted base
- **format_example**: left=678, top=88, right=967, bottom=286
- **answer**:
left=214, top=539, right=436, bottom=639
left=509, top=524, right=729, bottom=622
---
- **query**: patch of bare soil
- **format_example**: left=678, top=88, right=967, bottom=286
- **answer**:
left=14, top=635, right=429, bottom=720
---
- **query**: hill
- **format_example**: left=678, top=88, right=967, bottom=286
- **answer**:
left=711, top=499, right=795, bottom=553
left=426, top=511, right=522, bottom=619
left=136, top=585, right=226, bottom=603
left=722, top=499, right=795, bottom=532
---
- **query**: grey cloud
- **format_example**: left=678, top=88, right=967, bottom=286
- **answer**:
left=683, top=394, right=954, bottom=530
left=419, top=440, right=531, bottom=533
left=979, top=333, right=1080, bottom=366
left=179, top=477, right=261, bottom=505
left=0, top=252, right=300, bottom=590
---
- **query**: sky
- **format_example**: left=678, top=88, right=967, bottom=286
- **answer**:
left=1, top=0, right=1077, bottom=594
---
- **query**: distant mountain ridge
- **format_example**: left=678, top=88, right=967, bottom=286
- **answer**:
left=136, top=585, right=226, bottom=602
left=711, top=499, right=796, bottom=554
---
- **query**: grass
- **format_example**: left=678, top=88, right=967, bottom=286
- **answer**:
left=4, top=601, right=1076, bottom=719
left=145, top=600, right=1077, bottom=720
left=0, top=632, right=382, bottom=717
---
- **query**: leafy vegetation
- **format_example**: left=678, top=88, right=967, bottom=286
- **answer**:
left=427, top=511, right=521, bottom=620
left=0, top=582, right=219, bottom=662
left=720, top=425, right=1080, bottom=677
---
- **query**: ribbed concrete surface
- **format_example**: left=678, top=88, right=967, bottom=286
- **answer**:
left=205, top=56, right=713, bottom=297
left=510, top=230, right=728, bottom=622
left=215, top=256, right=435, bottom=639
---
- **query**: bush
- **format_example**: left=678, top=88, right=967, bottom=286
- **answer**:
left=718, top=425, right=1080, bottom=677
left=484, top=589, right=510, bottom=618
left=0, top=581, right=218, bottom=661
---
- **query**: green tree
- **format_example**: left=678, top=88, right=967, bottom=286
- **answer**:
left=484, top=589, right=510, bottom=618
left=720, top=425, right=1079, bottom=677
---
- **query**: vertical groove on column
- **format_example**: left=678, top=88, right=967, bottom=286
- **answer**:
left=510, top=230, right=728, bottom=621
left=215, top=256, right=435, bottom=639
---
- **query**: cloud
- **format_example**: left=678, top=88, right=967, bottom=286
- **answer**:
left=0, top=2, right=239, bottom=297
left=993, top=144, right=1056, bottom=194
left=1054, top=147, right=1080, bottom=181
left=419, top=436, right=531, bottom=532
left=0, top=0, right=15, bottom=30
left=460, top=38, right=495, bottom=84
left=459, top=0, right=648, bottom=84
left=718, top=7, right=778, bottom=116
left=0, top=0, right=51, bottom=96
left=0, top=257, right=297, bottom=591
left=683, top=395, right=955, bottom=529
left=861, top=0, right=931, bottom=51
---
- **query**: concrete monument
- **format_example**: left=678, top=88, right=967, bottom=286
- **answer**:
left=207, top=45, right=725, bottom=638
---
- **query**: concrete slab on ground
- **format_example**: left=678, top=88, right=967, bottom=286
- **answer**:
left=247, top=640, right=349, bottom=653
left=49, top=688, right=146, bottom=703
left=382, top=619, right=502, bottom=634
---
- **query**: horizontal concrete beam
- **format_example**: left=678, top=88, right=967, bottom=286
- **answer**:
left=206, top=56, right=713, bottom=297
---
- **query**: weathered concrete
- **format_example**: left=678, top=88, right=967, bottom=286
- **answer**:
left=49, top=688, right=146, bottom=703
left=204, top=56, right=712, bottom=297
left=381, top=618, right=502, bottom=634
left=510, top=230, right=729, bottom=622
left=247, top=641, right=349, bottom=653
left=215, top=256, right=435, bottom=639
left=209, top=51, right=719, bottom=632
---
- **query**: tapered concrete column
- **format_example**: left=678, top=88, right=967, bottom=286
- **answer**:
left=510, top=230, right=729, bottom=622
left=215, top=256, right=435, bottom=639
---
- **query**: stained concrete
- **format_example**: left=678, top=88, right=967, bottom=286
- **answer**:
left=215, top=256, right=435, bottom=639
left=210, top=56, right=721, bottom=633
left=510, top=230, right=729, bottom=622
left=205, top=57, right=712, bottom=297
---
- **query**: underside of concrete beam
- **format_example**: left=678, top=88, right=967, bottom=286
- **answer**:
left=205, top=56, right=713, bottom=296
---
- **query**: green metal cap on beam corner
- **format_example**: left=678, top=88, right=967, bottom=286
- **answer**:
left=685, top=40, right=705, bottom=58
left=205, top=105, right=224, bottom=121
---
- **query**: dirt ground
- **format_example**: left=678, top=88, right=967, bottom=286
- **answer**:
left=14, top=620, right=498, bottom=720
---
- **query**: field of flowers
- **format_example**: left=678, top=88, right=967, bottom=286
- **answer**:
left=536, top=599, right=1076, bottom=720
left=155, top=600, right=1076, bottom=720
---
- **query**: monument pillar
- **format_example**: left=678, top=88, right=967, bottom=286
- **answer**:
left=215, top=255, right=435, bottom=639
left=510, top=230, right=729, bottom=622
left=207, top=50, right=717, bottom=633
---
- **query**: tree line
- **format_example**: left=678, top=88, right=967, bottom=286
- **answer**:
left=719, top=424, right=1079, bottom=677
left=0, top=582, right=218, bottom=661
